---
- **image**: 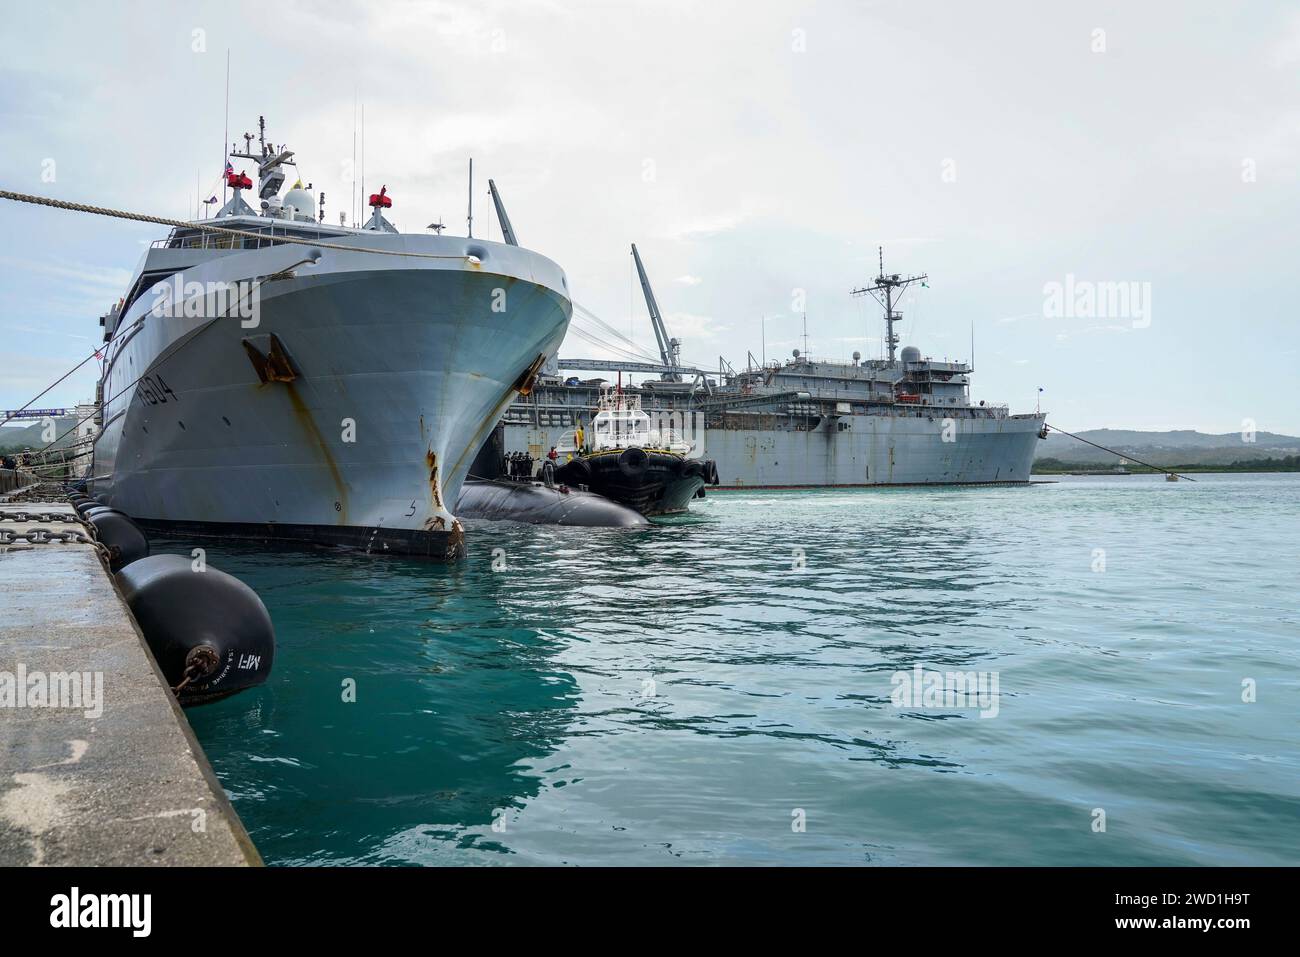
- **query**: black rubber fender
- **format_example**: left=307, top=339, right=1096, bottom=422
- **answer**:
left=115, top=554, right=275, bottom=706
left=555, top=457, right=591, bottom=487
left=78, top=504, right=118, bottom=520
left=618, top=446, right=649, bottom=480
left=85, top=509, right=150, bottom=572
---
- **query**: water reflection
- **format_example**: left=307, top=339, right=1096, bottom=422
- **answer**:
left=168, top=491, right=1020, bottom=863
left=176, top=542, right=578, bottom=865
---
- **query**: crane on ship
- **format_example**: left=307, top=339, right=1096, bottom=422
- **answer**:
left=555, top=243, right=708, bottom=389
left=631, top=243, right=682, bottom=381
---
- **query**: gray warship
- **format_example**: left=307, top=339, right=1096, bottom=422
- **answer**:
left=90, top=117, right=571, bottom=557
left=491, top=246, right=1046, bottom=487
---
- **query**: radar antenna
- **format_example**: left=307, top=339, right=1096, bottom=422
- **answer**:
left=230, top=116, right=296, bottom=204
left=851, top=247, right=927, bottom=364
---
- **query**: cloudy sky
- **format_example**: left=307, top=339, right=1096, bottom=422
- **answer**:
left=2, top=0, right=1297, bottom=433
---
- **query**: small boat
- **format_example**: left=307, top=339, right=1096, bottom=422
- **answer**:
left=554, top=387, right=717, bottom=516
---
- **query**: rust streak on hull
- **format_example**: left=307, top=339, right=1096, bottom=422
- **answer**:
left=425, top=448, right=443, bottom=511
left=286, top=385, right=349, bottom=523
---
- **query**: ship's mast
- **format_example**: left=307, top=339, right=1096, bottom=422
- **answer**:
left=851, top=247, right=927, bottom=364
left=229, top=115, right=295, bottom=206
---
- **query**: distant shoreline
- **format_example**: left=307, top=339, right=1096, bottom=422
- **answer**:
left=1033, top=462, right=1299, bottom=476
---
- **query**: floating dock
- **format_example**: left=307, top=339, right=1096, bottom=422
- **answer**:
left=0, top=482, right=259, bottom=866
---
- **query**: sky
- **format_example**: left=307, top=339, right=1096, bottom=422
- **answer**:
left=1, top=0, right=1297, bottom=434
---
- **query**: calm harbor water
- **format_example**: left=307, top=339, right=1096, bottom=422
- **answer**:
left=180, top=474, right=1299, bottom=866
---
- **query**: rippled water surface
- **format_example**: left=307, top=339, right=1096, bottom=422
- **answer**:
left=181, top=474, right=1300, bottom=865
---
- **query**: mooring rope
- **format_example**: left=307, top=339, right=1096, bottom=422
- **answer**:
left=1045, top=424, right=1195, bottom=482
left=20, top=272, right=283, bottom=465
left=0, top=186, right=549, bottom=483
left=0, top=345, right=106, bottom=429
left=0, top=188, right=470, bottom=261
left=0, top=185, right=474, bottom=453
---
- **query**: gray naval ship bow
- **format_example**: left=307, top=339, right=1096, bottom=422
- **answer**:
left=493, top=246, right=1047, bottom=487
left=90, top=117, right=572, bottom=557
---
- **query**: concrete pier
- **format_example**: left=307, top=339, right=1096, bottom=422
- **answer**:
left=0, top=494, right=260, bottom=866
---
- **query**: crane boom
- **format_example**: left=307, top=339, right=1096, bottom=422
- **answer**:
left=630, top=243, right=681, bottom=381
